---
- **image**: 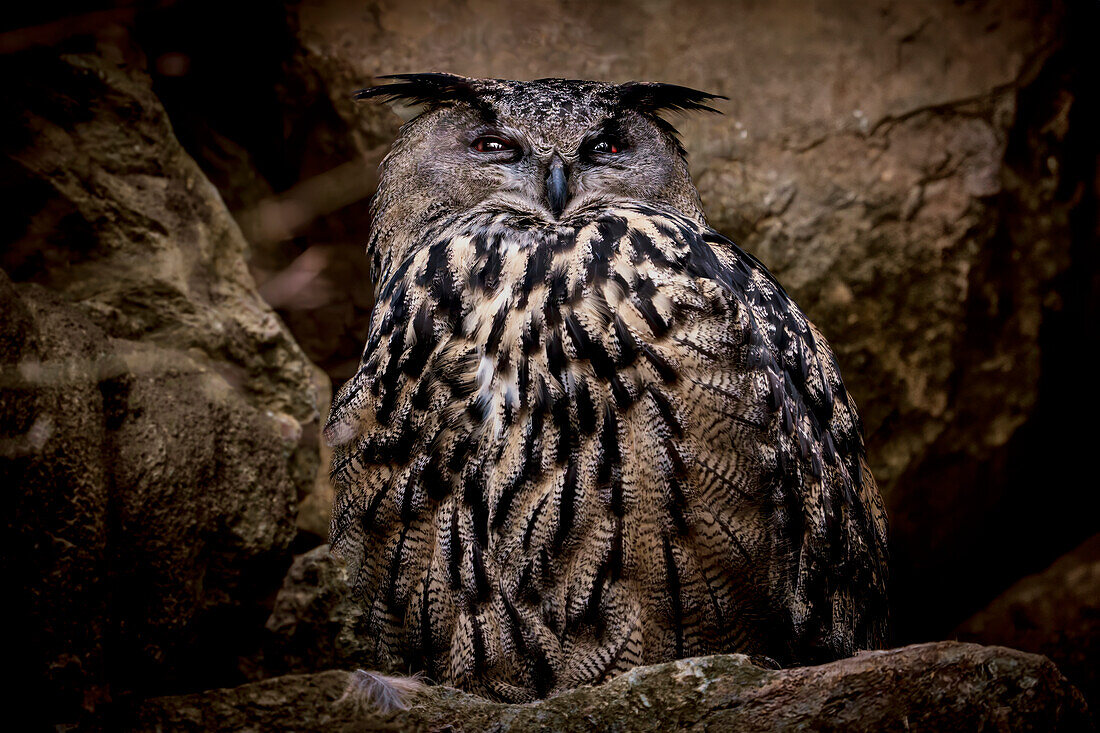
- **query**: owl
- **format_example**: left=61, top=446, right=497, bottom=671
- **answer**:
left=326, top=73, right=888, bottom=702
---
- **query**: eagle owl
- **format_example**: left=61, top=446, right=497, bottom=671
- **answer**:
left=327, top=74, right=888, bottom=702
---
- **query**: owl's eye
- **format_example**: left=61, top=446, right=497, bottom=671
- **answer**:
left=587, top=137, right=624, bottom=155
left=471, top=136, right=517, bottom=154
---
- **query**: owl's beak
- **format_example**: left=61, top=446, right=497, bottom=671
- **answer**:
left=545, top=156, right=568, bottom=219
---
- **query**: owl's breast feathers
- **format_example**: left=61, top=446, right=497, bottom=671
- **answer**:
left=328, top=204, right=888, bottom=701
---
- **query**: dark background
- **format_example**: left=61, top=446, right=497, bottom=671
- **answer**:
left=2, top=0, right=1097, bottom=728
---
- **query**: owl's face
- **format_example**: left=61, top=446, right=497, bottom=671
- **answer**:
left=362, top=75, right=723, bottom=266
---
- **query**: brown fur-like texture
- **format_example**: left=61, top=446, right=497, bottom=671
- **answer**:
left=329, top=75, right=888, bottom=702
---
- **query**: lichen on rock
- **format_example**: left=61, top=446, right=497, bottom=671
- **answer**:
left=133, top=642, right=1091, bottom=732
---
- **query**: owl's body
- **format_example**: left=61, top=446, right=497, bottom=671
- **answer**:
left=328, top=75, right=888, bottom=701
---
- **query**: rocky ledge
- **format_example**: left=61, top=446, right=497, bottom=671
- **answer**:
left=131, top=642, right=1090, bottom=732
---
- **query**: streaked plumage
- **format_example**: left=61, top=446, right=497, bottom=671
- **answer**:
left=328, top=74, right=888, bottom=701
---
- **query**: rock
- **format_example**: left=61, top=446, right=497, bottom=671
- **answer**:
left=131, top=642, right=1091, bottom=732
left=131, top=670, right=359, bottom=732
left=133, top=2, right=389, bottom=384
left=0, top=49, right=324, bottom=723
left=0, top=52, right=320, bottom=431
left=262, top=545, right=374, bottom=676
left=294, top=368, right=336, bottom=541
left=2, top=277, right=298, bottom=721
left=956, top=534, right=1100, bottom=718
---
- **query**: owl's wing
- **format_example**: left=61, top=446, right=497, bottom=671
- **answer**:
left=678, top=223, right=890, bottom=660
left=519, top=208, right=890, bottom=665
left=327, top=205, right=888, bottom=700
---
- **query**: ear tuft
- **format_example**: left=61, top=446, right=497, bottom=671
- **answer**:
left=354, top=72, right=481, bottom=109
left=616, top=82, right=727, bottom=115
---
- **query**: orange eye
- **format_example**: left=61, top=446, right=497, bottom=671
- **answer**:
left=472, top=136, right=516, bottom=153
left=590, top=138, right=623, bottom=154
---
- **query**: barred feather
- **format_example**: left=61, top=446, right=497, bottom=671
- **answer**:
left=329, top=202, right=889, bottom=700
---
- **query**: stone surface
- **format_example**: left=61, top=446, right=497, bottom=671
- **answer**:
left=0, top=52, right=320, bottom=431
left=131, top=642, right=1091, bottom=732
left=956, top=534, right=1100, bottom=718
left=0, top=49, right=325, bottom=723
left=262, top=545, right=374, bottom=676
left=137, top=2, right=389, bottom=383
left=131, top=670, right=361, bottom=732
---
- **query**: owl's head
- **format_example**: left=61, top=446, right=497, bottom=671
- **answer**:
left=359, top=74, right=723, bottom=270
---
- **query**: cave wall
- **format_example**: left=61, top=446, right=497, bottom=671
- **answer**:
left=0, top=48, right=327, bottom=720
